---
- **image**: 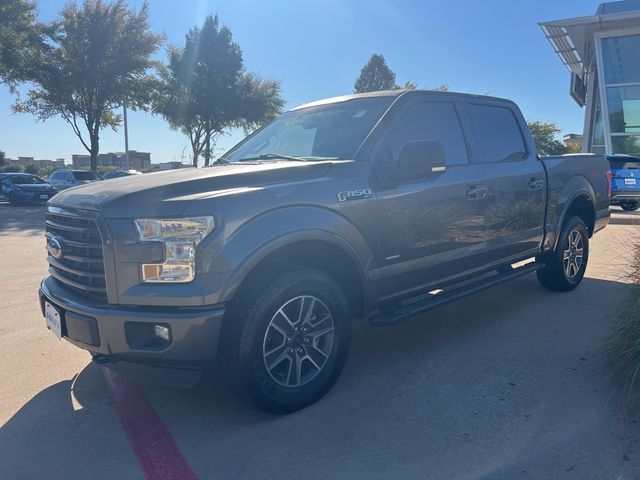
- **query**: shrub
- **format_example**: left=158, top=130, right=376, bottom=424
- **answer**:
left=608, top=244, right=640, bottom=412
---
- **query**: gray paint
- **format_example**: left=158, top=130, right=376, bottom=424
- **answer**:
left=41, top=90, right=611, bottom=363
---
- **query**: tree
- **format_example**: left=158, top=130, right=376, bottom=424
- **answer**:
left=13, top=0, right=163, bottom=171
left=155, top=15, right=283, bottom=167
left=527, top=121, right=567, bottom=156
left=24, top=163, right=38, bottom=175
left=0, top=0, right=46, bottom=87
left=353, top=54, right=445, bottom=94
left=0, top=150, right=5, bottom=169
left=354, top=54, right=397, bottom=94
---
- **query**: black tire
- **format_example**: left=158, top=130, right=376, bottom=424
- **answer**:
left=8, top=193, right=17, bottom=206
left=220, top=268, right=352, bottom=414
left=621, top=201, right=640, bottom=211
left=536, top=216, right=589, bottom=292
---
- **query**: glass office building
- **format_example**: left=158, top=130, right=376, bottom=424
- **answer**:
left=541, top=0, right=640, bottom=155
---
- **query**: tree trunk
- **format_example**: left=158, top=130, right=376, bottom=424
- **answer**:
left=90, top=138, right=99, bottom=172
left=204, top=122, right=211, bottom=167
left=191, top=144, right=199, bottom=168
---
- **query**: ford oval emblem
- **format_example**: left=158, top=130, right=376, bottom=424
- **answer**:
left=47, top=237, right=63, bottom=259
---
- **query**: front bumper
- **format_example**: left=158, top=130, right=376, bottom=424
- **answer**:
left=13, top=191, right=56, bottom=203
left=39, top=275, right=226, bottom=369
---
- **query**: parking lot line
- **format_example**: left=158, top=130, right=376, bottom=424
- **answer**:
left=102, top=367, right=198, bottom=480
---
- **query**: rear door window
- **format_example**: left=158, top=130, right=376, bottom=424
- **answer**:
left=383, top=101, right=469, bottom=167
left=468, top=104, right=527, bottom=163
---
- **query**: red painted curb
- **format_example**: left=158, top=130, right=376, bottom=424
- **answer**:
left=102, top=367, right=198, bottom=480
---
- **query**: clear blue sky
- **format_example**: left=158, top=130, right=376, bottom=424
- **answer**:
left=0, top=0, right=601, bottom=164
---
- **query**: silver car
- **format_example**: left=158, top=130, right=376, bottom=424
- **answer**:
left=48, top=169, right=102, bottom=190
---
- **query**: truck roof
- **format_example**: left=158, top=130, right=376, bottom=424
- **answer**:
left=290, top=89, right=516, bottom=111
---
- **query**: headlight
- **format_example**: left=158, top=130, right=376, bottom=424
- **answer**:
left=134, top=216, right=215, bottom=283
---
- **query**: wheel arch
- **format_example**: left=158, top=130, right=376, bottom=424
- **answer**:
left=216, top=207, right=373, bottom=316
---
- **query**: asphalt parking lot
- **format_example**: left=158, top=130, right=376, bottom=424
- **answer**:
left=1, top=204, right=640, bottom=479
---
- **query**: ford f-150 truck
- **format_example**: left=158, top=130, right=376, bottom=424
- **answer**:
left=39, top=90, right=610, bottom=413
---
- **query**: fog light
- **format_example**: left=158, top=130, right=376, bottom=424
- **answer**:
left=125, top=322, right=172, bottom=350
left=154, top=324, right=170, bottom=342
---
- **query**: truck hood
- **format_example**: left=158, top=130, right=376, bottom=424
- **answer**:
left=49, top=161, right=333, bottom=218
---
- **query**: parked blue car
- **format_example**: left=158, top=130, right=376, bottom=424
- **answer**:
left=608, top=154, right=640, bottom=211
left=0, top=173, right=59, bottom=205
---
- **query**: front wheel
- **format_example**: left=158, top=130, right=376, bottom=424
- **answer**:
left=536, top=216, right=589, bottom=292
left=220, top=268, right=352, bottom=414
left=621, top=201, right=640, bottom=211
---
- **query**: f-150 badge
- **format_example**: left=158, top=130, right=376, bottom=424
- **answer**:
left=337, top=189, right=373, bottom=202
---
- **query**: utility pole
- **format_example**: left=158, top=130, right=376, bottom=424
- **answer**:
left=123, top=96, right=130, bottom=170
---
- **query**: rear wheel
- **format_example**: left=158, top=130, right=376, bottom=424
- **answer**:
left=220, top=268, right=352, bottom=413
left=621, top=201, right=640, bottom=211
left=536, top=216, right=589, bottom=292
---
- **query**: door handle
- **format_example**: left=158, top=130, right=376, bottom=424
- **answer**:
left=528, top=178, right=544, bottom=190
left=465, top=185, right=488, bottom=200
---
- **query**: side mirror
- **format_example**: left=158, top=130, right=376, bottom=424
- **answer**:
left=397, top=140, right=446, bottom=174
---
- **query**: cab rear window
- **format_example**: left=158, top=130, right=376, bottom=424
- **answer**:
left=608, top=157, right=640, bottom=169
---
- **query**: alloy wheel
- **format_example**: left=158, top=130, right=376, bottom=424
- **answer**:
left=562, top=229, right=584, bottom=279
left=262, top=295, right=335, bottom=388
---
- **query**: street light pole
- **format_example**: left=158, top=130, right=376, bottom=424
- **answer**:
left=123, top=96, right=130, bottom=170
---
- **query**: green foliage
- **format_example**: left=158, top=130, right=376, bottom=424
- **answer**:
left=155, top=15, right=283, bottom=167
left=1, top=164, right=23, bottom=172
left=12, top=0, right=163, bottom=171
left=527, top=121, right=567, bottom=156
left=24, top=163, right=38, bottom=174
left=354, top=54, right=397, bottom=94
left=353, top=54, right=446, bottom=94
left=608, top=285, right=640, bottom=413
left=564, top=143, right=582, bottom=154
left=0, top=0, right=46, bottom=87
left=0, top=150, right=5, bottom=168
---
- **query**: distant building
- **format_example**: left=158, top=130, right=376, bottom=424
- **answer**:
left=72, top=151, right=151, bottom=170
left=151, top=161, right=190, bottom=171
left=541, top=0, right=640, bottom=155
left=563, top=133, right=583, bottom=149
left=5, top=157, right=65, bottom=170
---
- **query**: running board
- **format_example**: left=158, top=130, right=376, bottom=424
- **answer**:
left=369, top=262, right=543, bottom=327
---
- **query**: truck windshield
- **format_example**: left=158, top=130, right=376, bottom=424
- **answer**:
left=223, top=97, right=394, bottom=162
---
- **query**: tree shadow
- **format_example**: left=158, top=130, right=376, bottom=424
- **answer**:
left=609, top=210, right=640, bottom=226
left=0, top=363, right=140, bottom=479
left=0, top=203, right=46, bottom=236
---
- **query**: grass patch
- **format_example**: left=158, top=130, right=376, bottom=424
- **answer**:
left=607, top=284, right=640, bottom=412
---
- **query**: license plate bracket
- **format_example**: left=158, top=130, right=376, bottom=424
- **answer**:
left=45, top=301, right=63, bottom=339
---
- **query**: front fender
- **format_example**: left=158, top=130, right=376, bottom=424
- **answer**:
left=207, top=206, right=374, bottom=303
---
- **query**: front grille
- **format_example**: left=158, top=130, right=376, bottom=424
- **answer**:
left=45, top=208, right=107, bottom=300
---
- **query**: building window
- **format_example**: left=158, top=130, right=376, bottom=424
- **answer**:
left=601, top=33, right=640, bottom=155
left=592, top=88, right=606, bottom=153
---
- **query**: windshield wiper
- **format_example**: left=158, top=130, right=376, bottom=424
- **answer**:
left=236, top=153, right=309, bottom=162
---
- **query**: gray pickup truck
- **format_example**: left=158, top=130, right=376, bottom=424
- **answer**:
left=39, top=90, right=610, bottom=413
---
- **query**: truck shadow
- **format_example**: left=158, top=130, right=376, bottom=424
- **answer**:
left=2, top=275, right=638, bottom=479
